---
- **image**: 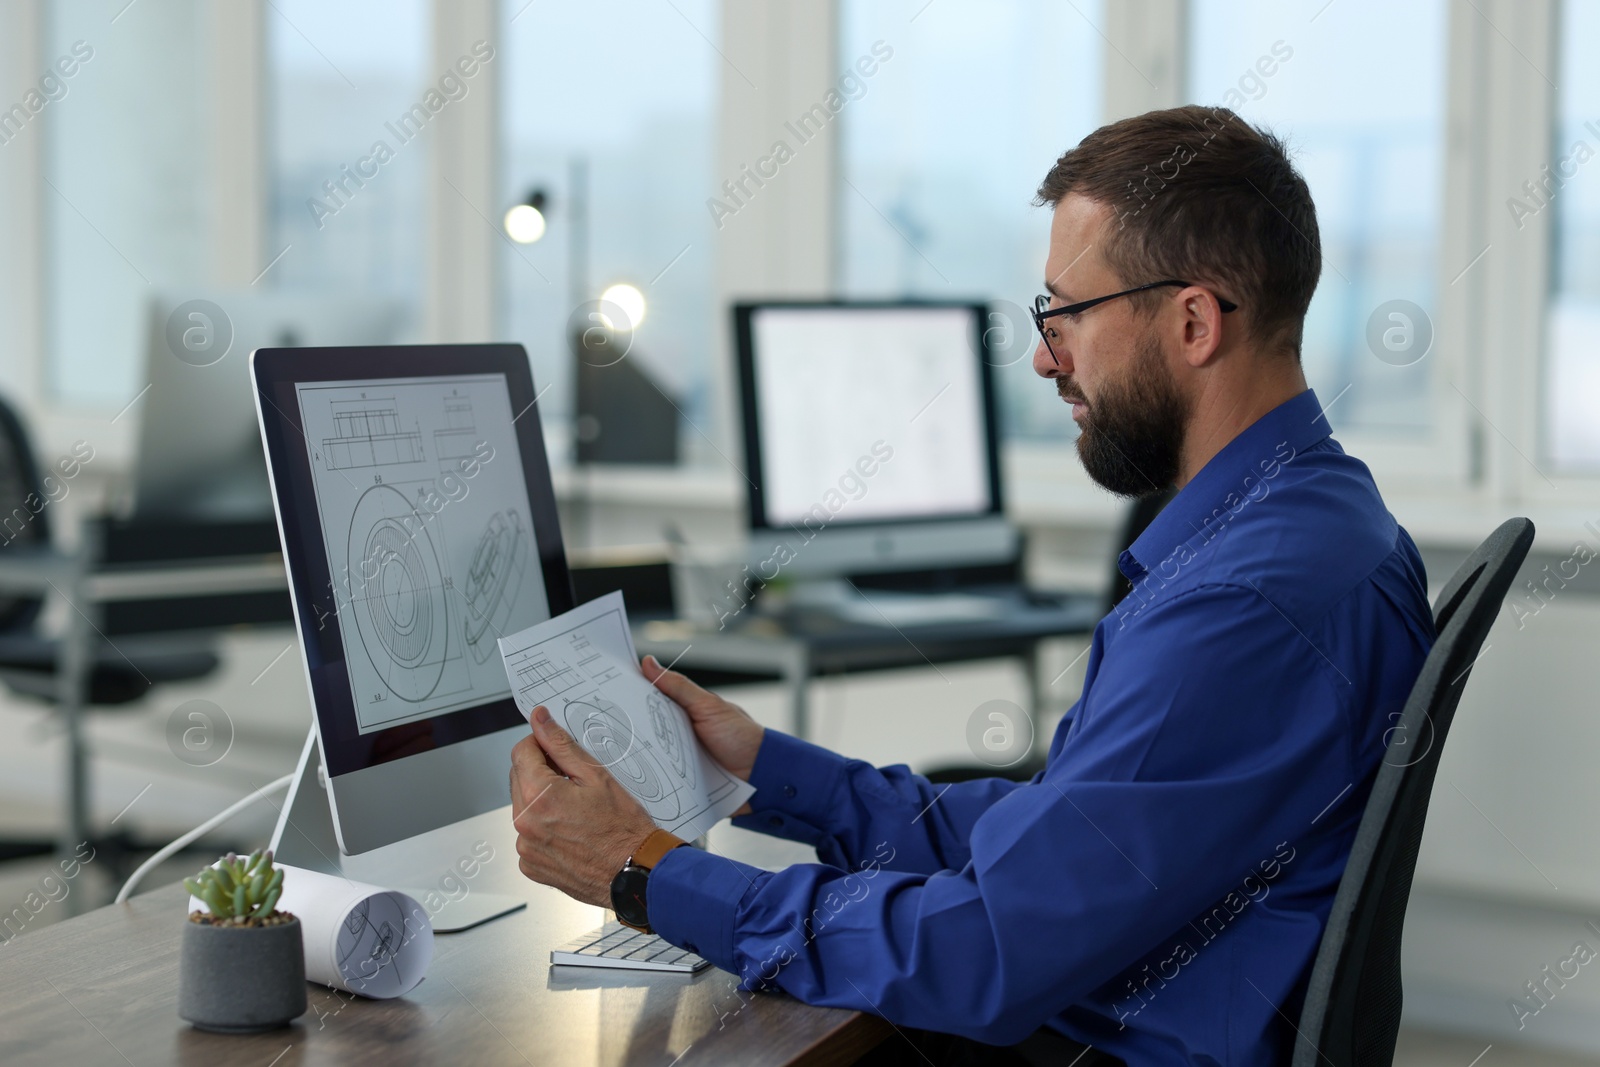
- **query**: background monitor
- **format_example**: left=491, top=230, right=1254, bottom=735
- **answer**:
left=253, top=344, right=572, bottom=855
left=734, top=301, right=1014, bottom=577
left=136, top=291, right=405, bottom=519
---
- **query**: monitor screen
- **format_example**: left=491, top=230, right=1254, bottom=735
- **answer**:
left=294, top=374, right=551, bottom=735
left=739, top=303, right=1000, bottom=531
left=254, top=345, right=573, bottom=780
left=136, top=290, right=404, bottom=520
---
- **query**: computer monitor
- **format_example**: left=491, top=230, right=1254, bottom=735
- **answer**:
left=252, top=344, right=573, bottom=855
left=734, top=301, right=1014, bottom=577
left=136, top=291, right=405, bottom=519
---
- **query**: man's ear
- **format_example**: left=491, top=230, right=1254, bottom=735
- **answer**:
left=1177, top=288, right=1226, bottom=368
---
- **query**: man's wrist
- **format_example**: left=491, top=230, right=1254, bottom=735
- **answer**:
left=740, top=726, right=767, bottom=783
left=630, top=828, right=686, bottom=870
left=611, top=829, right=687, bottom=933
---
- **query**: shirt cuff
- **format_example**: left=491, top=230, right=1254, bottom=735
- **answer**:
left=731, top=730, right=850, bottom=846
left=649, top=845, right=763, bottom=975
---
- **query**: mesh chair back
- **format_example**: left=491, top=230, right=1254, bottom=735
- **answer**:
left=0, top=393, right=50, bottom=633
left=1292, top=518, right=1535, bottom=1065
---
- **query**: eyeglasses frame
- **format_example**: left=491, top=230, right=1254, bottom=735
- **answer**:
left=1031, top=281, right=1239, bottom=365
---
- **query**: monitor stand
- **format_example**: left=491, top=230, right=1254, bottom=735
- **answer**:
left=270, top=728, right=526, bottom=933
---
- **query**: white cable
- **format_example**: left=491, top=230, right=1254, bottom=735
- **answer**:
left=114, top=772, right=296, bottom=904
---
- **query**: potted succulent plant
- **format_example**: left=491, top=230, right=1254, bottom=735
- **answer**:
left=178, top=849, right=307, bottom=1033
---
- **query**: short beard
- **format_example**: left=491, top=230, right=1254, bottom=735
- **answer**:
left=1069, top=333, right=1188, bottom=498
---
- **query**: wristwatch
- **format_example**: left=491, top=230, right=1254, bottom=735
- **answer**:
left=610, top=829, right=686, bottom=933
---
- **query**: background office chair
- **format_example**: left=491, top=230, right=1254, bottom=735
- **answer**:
left=1292, top=517, right=1535, bottom=1066
left=0, top=392, right=222, bottom=862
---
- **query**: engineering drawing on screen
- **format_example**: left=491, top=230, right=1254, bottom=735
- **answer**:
left=346, top=483, right=468, bottom=705
left=296, top=376, right=550, bottom=734
left=498, top=593, right=752, bottom=840
left=323, top=400, right=426, bottom=469
left=461, top=509, right=528, bottom=664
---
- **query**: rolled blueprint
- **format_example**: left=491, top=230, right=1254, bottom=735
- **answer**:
left=188, top=864, right=433, bottom=998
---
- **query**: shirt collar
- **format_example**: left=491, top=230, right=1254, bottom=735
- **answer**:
left=1119, top=389, right=1332, bottom=580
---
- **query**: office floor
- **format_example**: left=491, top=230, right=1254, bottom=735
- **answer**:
left=1393, top=1032, right=1600, bottom=1066
left=0, top=627, right=1595, bottom=1064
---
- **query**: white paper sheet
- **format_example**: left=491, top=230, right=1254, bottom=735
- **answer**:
left=497, top=591, right=755, bottom=842
left=188, top=865, right=433, bottom=999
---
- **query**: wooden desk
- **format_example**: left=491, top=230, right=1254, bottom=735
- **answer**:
left=0, top=879, right=889, bottom=1066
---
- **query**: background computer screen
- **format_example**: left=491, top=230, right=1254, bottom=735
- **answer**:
left=137, top=291, right=404, bottom=520
left=742, top=304, right=997, bottom=529
left=294, top=373, right=551, bottom=735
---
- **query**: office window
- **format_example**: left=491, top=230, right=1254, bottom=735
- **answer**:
left=1546, top=0, right=1600, bottom=471
left=44, top=0, right=210, bottom=408
left=498, top=0, right=718, bottom=451
left=838, top=0, right=1104, bottom=441
left=1189, top=0, right=1447, bottom=435
left=267, top=0, right=428, bottom=313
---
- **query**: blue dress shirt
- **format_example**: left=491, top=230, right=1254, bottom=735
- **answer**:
left=648, top=389, right=1434, bottom=1065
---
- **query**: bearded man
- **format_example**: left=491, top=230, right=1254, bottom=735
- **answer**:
left=509, top=106, right=1435, bottom=1066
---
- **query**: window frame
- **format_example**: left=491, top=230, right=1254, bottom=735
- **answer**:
left=1524, top=0, right=1600, bottom=500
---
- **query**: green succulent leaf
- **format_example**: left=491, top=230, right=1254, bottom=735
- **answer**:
left=189, top=851, right=285, bottom=920
left=200, top=884, right=229, bottom=916
left=262, top=885, right=281, bottom=915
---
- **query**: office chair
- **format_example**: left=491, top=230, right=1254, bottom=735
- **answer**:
left=0, top=392, right=221, bottom=861
left=1291, top=517, right=1535, bottom=1066
left=0, top=395, right=49, bottom=637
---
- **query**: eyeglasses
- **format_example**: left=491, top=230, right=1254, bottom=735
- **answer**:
left=1032, top=281, right=1239, bottom=365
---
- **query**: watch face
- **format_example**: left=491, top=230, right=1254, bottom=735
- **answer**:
left=610, top=865, right=651, bottom=930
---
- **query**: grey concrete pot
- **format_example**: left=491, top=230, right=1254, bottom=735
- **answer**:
left=178, top=916, right=307, bottom=1033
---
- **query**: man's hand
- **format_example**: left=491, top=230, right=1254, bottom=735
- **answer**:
left=641, top=654, right=765, bottom=783
left=509, top=705, right=657, bottom=907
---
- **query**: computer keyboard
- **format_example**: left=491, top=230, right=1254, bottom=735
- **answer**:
left=550, top=921, right=711, bottom=973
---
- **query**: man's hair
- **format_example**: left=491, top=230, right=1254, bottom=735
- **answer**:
left=1036, top=105, right=1320, bottom=356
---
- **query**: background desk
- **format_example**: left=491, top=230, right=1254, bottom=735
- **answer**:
left=0, top=870, right=889, bottom=1066
left=634, top=588, right=1102, bottom=740
left=0, top=519, right=290, bottom=863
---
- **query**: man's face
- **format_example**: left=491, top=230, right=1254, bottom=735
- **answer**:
left=1033, top=194, right=1189, bottom=497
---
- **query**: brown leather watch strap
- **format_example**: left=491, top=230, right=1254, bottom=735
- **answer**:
left=631, top=829, right=686, bottom=870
